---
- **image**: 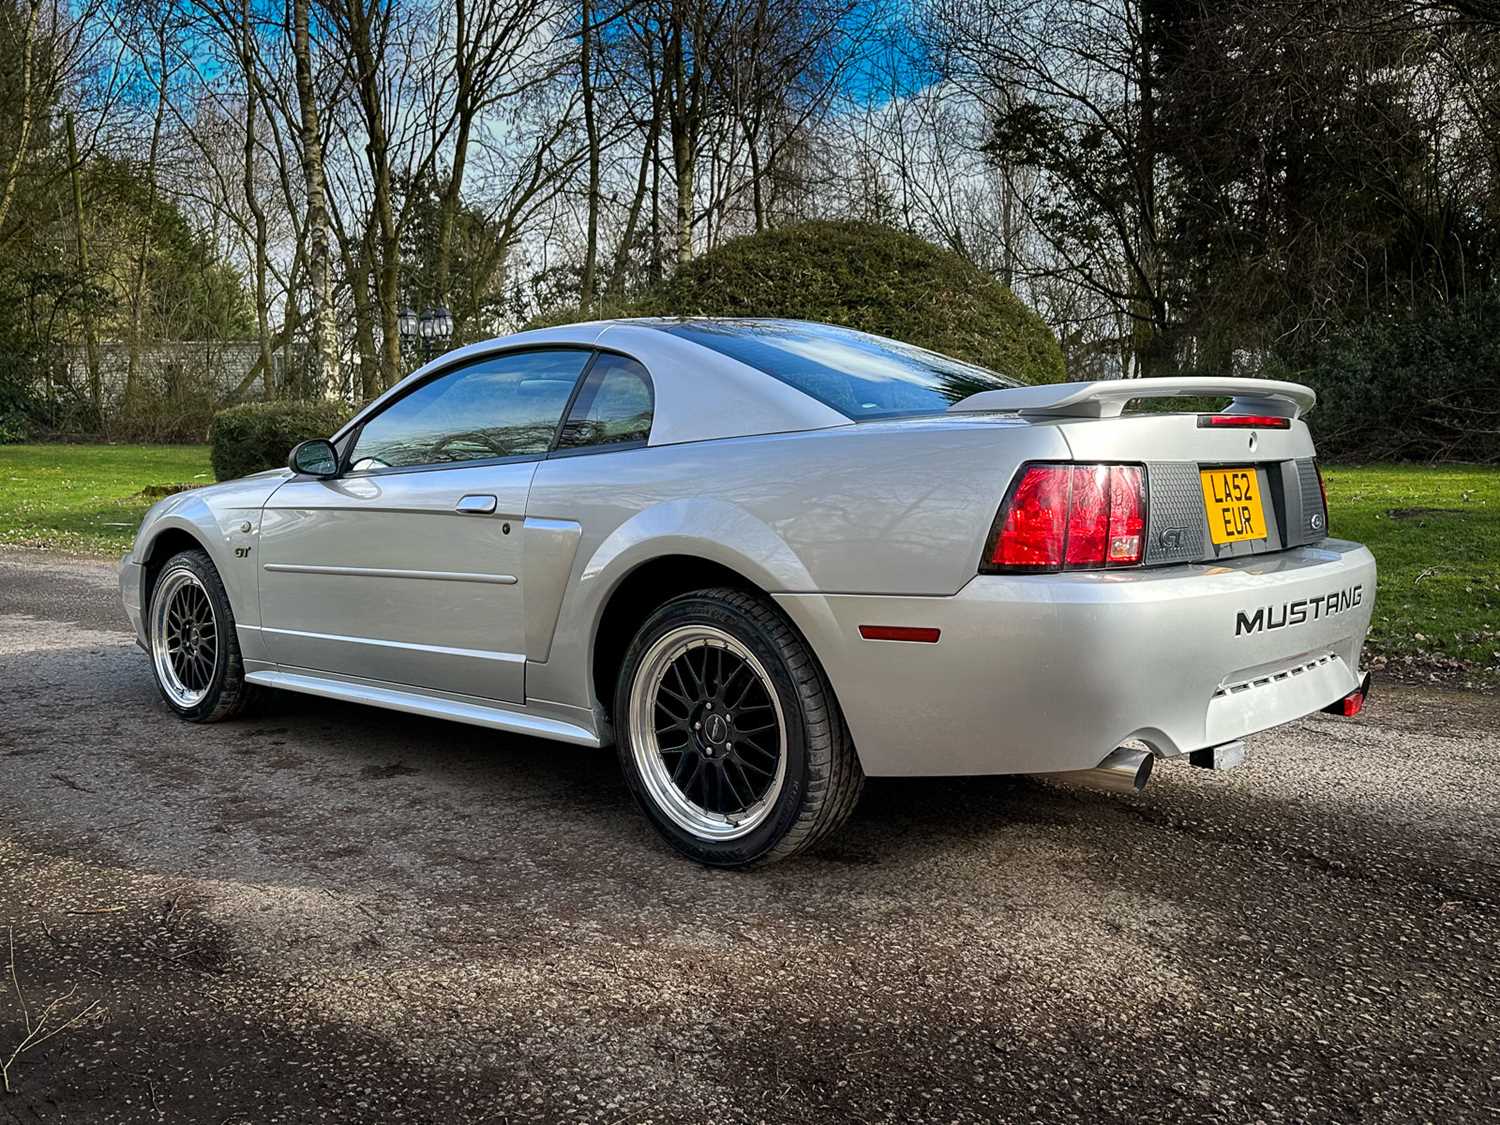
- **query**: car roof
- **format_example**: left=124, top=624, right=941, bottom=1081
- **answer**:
left=337, top=319, right=853, bottom=448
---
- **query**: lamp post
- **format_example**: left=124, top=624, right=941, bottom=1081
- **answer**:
left=398, top=305, right=454, bottom=368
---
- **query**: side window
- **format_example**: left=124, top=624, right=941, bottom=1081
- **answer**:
left=349, top=349, right=590, bottom=471
left=555, top=353, right=654, bottom=451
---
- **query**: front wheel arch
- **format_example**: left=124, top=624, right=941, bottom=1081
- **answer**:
left=145, top=547, right=258, bottom=722
left=140, top=526, right=212, bottom=630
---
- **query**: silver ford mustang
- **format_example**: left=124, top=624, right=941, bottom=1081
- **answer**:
left=120, top=318, right=1376, bottom=866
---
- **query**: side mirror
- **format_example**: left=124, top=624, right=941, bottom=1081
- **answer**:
left=288, top=439, right=339, bottom=478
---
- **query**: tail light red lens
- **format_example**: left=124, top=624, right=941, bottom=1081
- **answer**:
left=993, top=465, right=1070, bottom=570
left=988, top=463, right=1146, bottom=572
left=1064, top=465, right=1110, bottom=566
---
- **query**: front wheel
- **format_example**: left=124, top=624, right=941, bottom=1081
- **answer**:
left=615, top=588, right=863, bottom=867
left=147, top=548, right=257, bottom=722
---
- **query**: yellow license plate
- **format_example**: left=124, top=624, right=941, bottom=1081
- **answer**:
left=1200, top=467, right=1267, bottom=545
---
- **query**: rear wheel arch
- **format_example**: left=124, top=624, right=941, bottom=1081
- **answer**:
left=612, top=585, right=865, bottom=865
left=591, top=554, right=761, bottom=719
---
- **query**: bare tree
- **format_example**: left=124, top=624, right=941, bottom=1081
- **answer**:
left=431, top=0, right=569, bottom=332
left=293, top=0, right=339, bottom=395
left=326, top=0, right=403, bottom=388
left=119, top=2, right=182, bottom=410
left=579, top=0, right=602, bottom=307
left=923, top=0, right=1171, bottom=374
left=0, top=0, right=43, bottom=235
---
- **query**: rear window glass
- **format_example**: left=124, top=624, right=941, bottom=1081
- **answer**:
left=654, top=320, right=1021, bottom=418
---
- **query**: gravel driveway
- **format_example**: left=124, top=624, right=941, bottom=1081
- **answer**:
left=1, top=548, right=1496, bottom=1124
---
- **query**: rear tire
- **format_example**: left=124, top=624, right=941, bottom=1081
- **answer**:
left=147, top=549, right=257, bottom=722
left=615, top=587, right=863, bottom=867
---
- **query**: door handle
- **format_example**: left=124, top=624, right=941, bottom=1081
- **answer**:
left=454, top=494, right=497, bottom=514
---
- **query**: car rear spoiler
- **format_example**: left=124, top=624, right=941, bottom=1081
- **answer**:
left=946, top=377, right=1317, bottom=420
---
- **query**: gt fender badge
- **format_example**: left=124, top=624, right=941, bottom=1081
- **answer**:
left=234, top=546, right=251, bottom=558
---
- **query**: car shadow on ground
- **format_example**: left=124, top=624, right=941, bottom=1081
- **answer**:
left=5, top=636, right=1492, bottom=922
left=5, top=635, right=1500, bottom=1123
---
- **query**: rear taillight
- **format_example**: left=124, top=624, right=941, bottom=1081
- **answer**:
left=1197, top=414, right=1292, bottom=429
left=986, top=464, right=1146, bottom=572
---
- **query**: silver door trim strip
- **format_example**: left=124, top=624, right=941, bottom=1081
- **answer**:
left=262, top=563, right=518, bottom=585
left=260, top=626, right=526, bottom=665
left=243, top=670, right=601, bottom=747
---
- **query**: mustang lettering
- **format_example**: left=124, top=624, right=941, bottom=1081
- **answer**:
left=1235, top=585, right=1365, bottom=636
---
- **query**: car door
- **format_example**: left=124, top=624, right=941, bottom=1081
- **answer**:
left=256, top=347, right=593, bottom=704
left=520, top=351, right=657, bottom=678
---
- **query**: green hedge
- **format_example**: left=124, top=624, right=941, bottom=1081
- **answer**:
left=530, top=220, right=1067, bottom=384
left=209, top=400, right=350, bottom=481
left=1276, top=293, right=1500, bottom=464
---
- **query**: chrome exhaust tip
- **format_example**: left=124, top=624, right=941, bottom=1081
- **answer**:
left=1041, top=745, right=1154, bottom=794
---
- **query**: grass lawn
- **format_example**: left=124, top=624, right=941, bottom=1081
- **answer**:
left=1322, top=464, right=1498, bottom=684
left=0, top=444, right=1495, bottom=682
left=0, top=443, right=212, bottom=557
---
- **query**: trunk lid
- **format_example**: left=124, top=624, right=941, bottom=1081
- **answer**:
left=1050, top=411, right=1328, bottom=567
left=945, top=377, right=1329, bottom=569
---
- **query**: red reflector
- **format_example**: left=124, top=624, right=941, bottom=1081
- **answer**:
left=1197, top=414, right=1291, bottom=429
left=990, top=463, right=1145, bottom=572
left=1341, top=691, right=1365, bottom=717
left=858, top=625, right=941, bottom=643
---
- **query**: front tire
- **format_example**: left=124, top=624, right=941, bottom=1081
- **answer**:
left=615, top=588, right=863, bottom=867
left=147, top=549, right=256, bottom=722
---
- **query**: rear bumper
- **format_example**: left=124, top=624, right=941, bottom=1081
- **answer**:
left=775, top=539, right=1376, bottom=777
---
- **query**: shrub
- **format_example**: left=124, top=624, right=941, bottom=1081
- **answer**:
left=209, top=400, right=351, bottom=481
left=530, top=220, right=1067, bottom=384
left=1275, top=294, right=1500, bottom=464
left=0, top=380, right=33, bottom=444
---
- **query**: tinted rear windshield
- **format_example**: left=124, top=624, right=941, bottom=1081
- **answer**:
left=654, top=320, right=1022, bottom=419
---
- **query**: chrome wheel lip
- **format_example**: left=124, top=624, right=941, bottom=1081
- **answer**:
left=149, top=569, right=217, bottom=709
left=628, top=624, right=788, bottom=842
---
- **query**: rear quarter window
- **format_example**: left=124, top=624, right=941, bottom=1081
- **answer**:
left=656, top=320, right=1021, bottom=419
left=556, top=353, right=654, bottom=450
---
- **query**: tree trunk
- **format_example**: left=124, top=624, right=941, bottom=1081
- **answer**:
left=0, top=0, right=42, bottom=237
left=650, top=120, right=662, bottom=282
left=341, top=221, right=381, bottom=401
left=748, top=133, right=765, bottom=232
left=434, top=115, right=470, bottom=324
left=607, top=92, right=665, bottom=298
left=375, top=208, right=400, bottom=388
left=64, top=112, right=102, bottom=428
left=342, top=0, right=401, bottom=388
left=672, top=128, right=694, bottom=264
left=240, top=0, right=275, bottom=401
left=434, top=0, right=470, bottom=326
left=579, top=0, right=601, bottom=309
left=293, top=0, right=339, bottom=398
left=125, top=47, right=170, bottom=416
left=1132, top=6, right=1166, bottom=377
left=666, top=3, right=698, bottom=265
